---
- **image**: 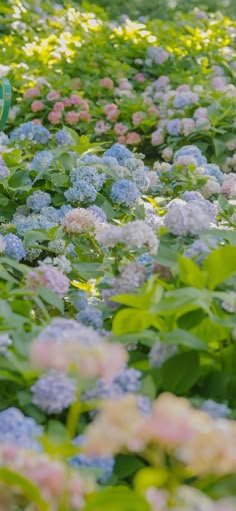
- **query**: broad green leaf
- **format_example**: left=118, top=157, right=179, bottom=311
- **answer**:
left=203, top=245, right=236, bottom=289
left=83, top=487, right=151, bottom=511
left=161, top=351, right=200, bottom=394
left=112, top=308, right=153, bottom=335
left=38, top=286, right=64, bottom=313
left=114, top=455, right=146, bottom=479
left=178, top=255, right=208, bottom=289
left=161, top=329, right=208, bottom=350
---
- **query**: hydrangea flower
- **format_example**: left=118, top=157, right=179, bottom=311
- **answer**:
left=76, top=306, right=103, bottom=330
left=10, top=121, right=50, bottom=144
left=4, top=234, right=26, bottom=261
left=202, top=163, right=224, bottom=184
left=65, top=181, right=97, bottom=203
left=70, top=452, right=114, bottom=484
left=26, top=265, right=69, bottom=297
left=164, top=201, right=213, bottom=236
left=88, top=205, right=107, bottom=223
left=0, top=156, right=10, bottom=180
left=174, top=145, right=207, bottom=167
left=0, top=407, right=42, bottom=451
left=55, top=129, right=73, bottom=145
left=0, top=334, right=12, bottom=355
left=167, top=119, right=181, bottom=136
left=104, top=143, right=132, bottom=165
left=200, top=399, right=230, bottom=419
left=31, top=371, right=76, bottom=414
left=30, top=150, right=54, bottom=172
left=110, top=179, right=140, bottom=207
left=27, top=191, right=51, bottom=212
left=174, top=91, right=198, bottom=108
left=62, top=208, right=99, bottom=234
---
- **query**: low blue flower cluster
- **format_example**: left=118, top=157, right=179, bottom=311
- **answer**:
left=0, top=407, right=42, bottom=451
left=30, top=150, right=54, bottom=172
left=4, top=233, right=25, bottom=261
left=111, top=179, right=140, bottom=207
left=71, top=436, right=115, bottom=484
left=10, top=121, right=50, bottom=145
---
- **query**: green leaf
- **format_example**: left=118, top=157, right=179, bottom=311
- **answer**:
left=178, top=255, right=208, bottom=289
left=38, top=286, right=64, bottom=313
left=112, top=308, right=153, bottom=335
left=83, top=487, right=151, bottom=511
left=161, top=351, right=200, bottom=394
left=203, top=245, right=236, bottom=289
left=161, top=329, right=208, bottom=350
left=24, top=230, right=50, bottom=249
left=114, top=455, right=146, bottom=479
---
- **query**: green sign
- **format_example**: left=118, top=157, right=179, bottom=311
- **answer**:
left=0, top=78, right=11, bottom=131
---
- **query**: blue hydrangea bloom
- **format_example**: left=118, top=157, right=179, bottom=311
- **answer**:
left=183, top=191, right=204, bottom=202
left=114, top=367, right=142, bottom=393
left=200, top=399, right=230, bottom=418
left=81, top=154, right=103, bottom=164
left=73, top=291, right=88, bottom=311
left=31, top=370, right=76, bottom=414
left=111, top=179, right=140, bottom=207
left=71, top=166, right=106, bottom=191
left=0, top=156, right=10, bottom=180
left=137, top=253, right=153, bottom=265
left=184, top=237, right=218, bottom=264
left=174, top=91, right=198, bottom=109
left=82, top=367, right=142, bottom=401
left=104, top=143, right=133, bottom=165
left=0, top=407, right=42, bottom=451
left=30, top=150, right=54, bottom=172
left=59, top=204, right=73, bottom=217
left=70, top=436, right=115, bottom=483
left=55, top=129, right=73, bottom=145
left=202, top=163, right=224, bottom=184
left=76, top=306, right=103, bottom=330
left=27, top=191, right=51, bottom=212
left=65, top=181, right=97, bottom=203
left=4, top=234, right=26, bottom=261
left=10, top=122, right=50, bottom=145
left=167, top=119, right=181, bottom=136
left=88, top=205, right=107, bottom=223
left=174, top=145, right=207, bottom=166
left=13, top=213, right=41, bottom=235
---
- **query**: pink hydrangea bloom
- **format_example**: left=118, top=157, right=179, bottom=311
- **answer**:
left=53, top=101, right=64, bottom=112
left=117, top=135, right=127, bottom=144
left=95, top=120, right=110, bottom=135
left=65, top=111, right=80, bottom=125
left=26, top=265, right=69, bottom=297
left=47, top=90, right=61, bottom=101
left=176, top=84, right=190, bottom=92
left=31, top=101, right=44, bottom=112
left=0, top=444, right=94, bottom=509
left=104, top=103, right=119, bottom=122
left=30, top=330, right=127, bottom=382
left=70, top=94, right=83, bottom=107
left=32, top=118, right=42, bottom=125
left=134, top=73, right=145, bottom=83
left=100, top=78, right=114, bottom=89
left=63, top=98, right=73, bottom=107
left=79, top=111, right=91, bottom=121
left=151, top=128, right=165, bottom=146
left=114, top=123, right=128, bottom=136
left=132, top=112, right=145, bottom=126
left=48, top=110, right=62, bottom=124
left=126, top=132, right=141, bottom=145
left=24, top=87, right=41, bottom=99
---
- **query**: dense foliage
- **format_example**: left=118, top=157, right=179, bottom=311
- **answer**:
left=0, top=0, right=236, bottom=510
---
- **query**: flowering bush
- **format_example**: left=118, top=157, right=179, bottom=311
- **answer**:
left=0, top=0, right=236, bottom=510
